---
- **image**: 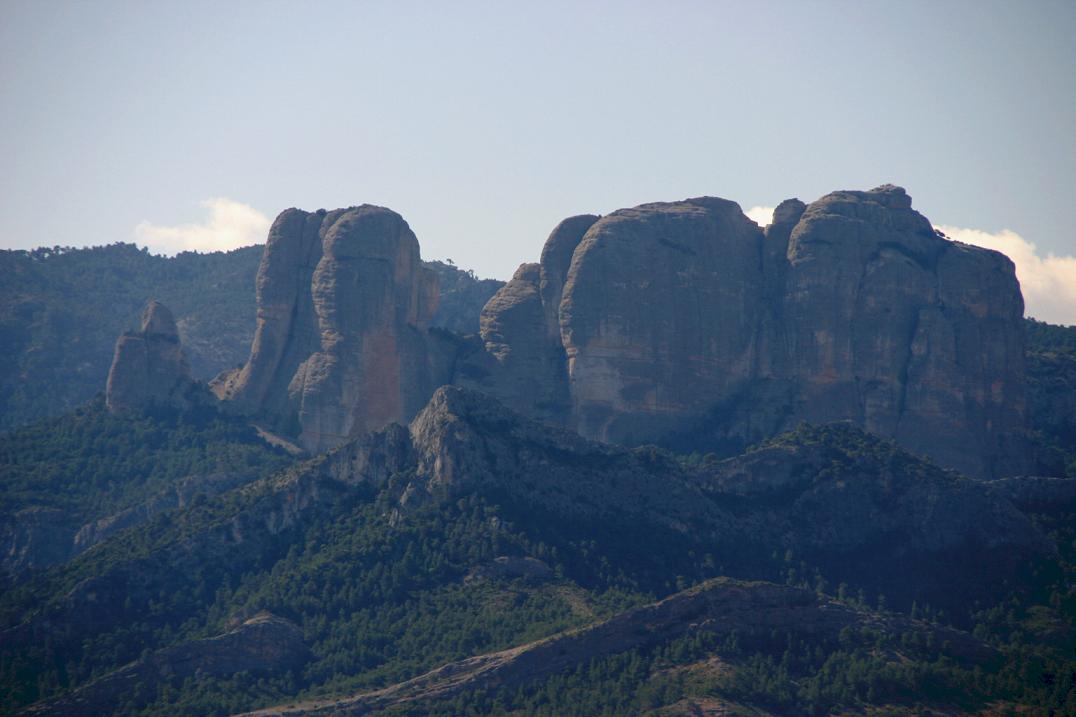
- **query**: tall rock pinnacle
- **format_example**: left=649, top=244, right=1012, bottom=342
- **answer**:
left=213, top=205, right=445, bottom=452
left=106, top=300, right=203, bottom=413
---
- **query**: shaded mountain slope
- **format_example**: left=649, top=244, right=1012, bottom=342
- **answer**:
left=237, top=577, right=998, bottom=717
left=0, top=400, right=294, bottom=577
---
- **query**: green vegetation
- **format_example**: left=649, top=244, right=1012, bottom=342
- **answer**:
left=0, top=243, right=262, bottom=430
left=0, top=399, right=292, bottom=522
left=1025, top=319, right=1076, bottom=476
left=0, top=380, right=1072, bottom=715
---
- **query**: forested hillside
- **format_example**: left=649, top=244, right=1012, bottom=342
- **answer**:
left=2, top=391, right=1073, bottom=716
left=1025, top=319, right=1076, bottom=475
left=0, top=244, right=262, bottom=430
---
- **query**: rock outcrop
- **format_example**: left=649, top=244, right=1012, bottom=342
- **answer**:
left=214, top=187, right=1031, bottom=478
left=105, top=300, right=207, bottom=413
left=779, top=186, right=1027, bottom=479
left=456, top=215, right=598, bottom=425
left=213, top=205, right=448, bottom=452
left=479, top=186, right=1029, bottom=478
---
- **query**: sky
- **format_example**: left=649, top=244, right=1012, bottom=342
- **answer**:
left=2, top=1, right=1075, bottom=324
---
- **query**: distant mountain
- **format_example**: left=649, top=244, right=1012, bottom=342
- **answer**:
left=0, top=244, right=503, bottom=431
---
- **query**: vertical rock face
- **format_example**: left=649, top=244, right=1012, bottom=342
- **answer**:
left=106, top=300, right=203, bottom=413
left=460, top=215, right=598, bottom=424
left=559, top=198, right=768, bottom=444
left=214, top=205, right=442, bottom=452
left=475, top=186, right=1029, bottom=478
left=780, top=186, right=1026, bottom=478
left=216, top=187, right=1030, bottom=478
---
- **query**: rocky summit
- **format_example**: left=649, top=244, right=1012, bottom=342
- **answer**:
left=204, top=186, right=1030, bottom=478
left=473, top=185, right=1028, bottom=478
left=105, top=300, right=207, bottom=413
left=211, top=205, right=449, bottom=452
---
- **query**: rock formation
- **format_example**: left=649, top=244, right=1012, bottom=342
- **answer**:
left=478, top=185, right=1029, bottom=478
left=216, top=187, right=1030, bottom=478
left=213, top=205, right=449, bottom=452
left=454, top=215, right=598, bottom=424
left=105, top=300, right=206, bottom=413
left=778, top=187, right=1027, bottom=479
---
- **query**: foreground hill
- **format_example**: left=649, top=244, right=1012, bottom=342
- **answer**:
left=3, top=388, right=1073, bottom=716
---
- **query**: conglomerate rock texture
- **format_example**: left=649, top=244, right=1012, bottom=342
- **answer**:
left=476, top=185, right=1028, bottom=478
left=212, top=205, right=447, bottom=452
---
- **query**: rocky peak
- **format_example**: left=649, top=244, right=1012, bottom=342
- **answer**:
left=105, top=299, right=205, bottom=414
left=139, top=300, right=179, bottom=338
left=455, top=216, right=600, bottom=426
left=782, top=186, right=1027, bottom=477
left=770, top=198, right=806, bottom=227
left=211, top=186, right=1032, bottom=478
left=471, top=186, right=1030, bottom=478
left=558, top=196, right=767, bottom=444
left=214, top=205, right=446, bottom=453
left=539, top=214, right=599, bottom=342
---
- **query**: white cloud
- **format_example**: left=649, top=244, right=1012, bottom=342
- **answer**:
left=745, top=205, right=775, bottom=227
left=937, top=225, right=1076, bottom=327
left=135, top=198, right=271, bottom=255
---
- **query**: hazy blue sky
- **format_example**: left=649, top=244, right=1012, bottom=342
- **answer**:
left=2, top=1, right=1075, bottom=319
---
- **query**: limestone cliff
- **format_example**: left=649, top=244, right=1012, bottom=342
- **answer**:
left=213, top=205, right=446, bottom=452
left=779, top=186, right=1027, bottom=478
left=105, top=300, right=207, bottom=413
